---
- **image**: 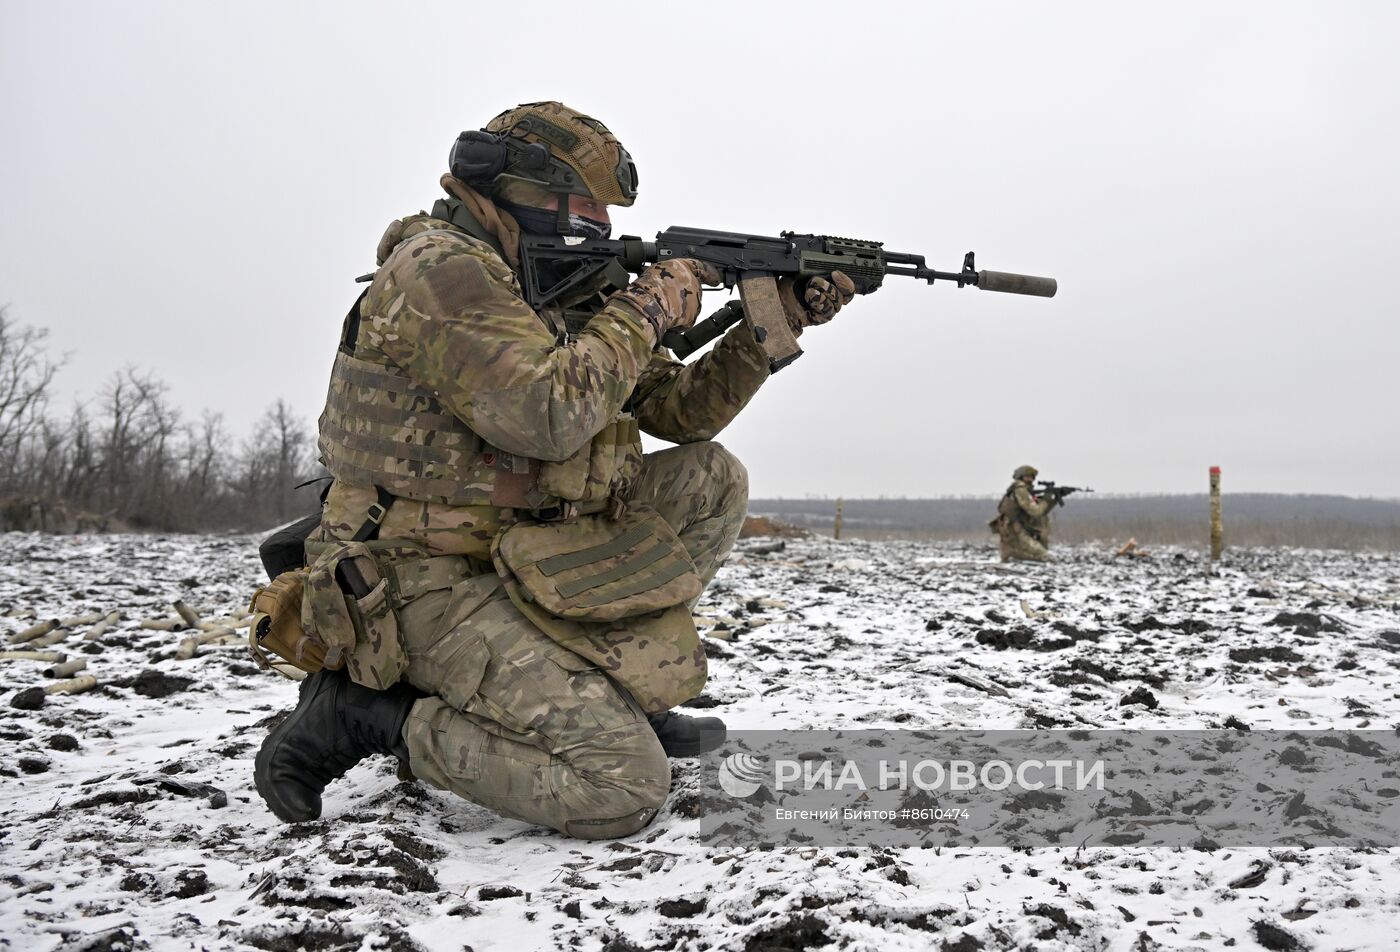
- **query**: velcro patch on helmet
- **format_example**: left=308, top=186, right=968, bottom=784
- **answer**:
left=514, top=116, right=579, bottom=152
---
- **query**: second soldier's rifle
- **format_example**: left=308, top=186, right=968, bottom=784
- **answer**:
left=518, top=227, right=1057, bottom=370
left=1036, top=482, right=1094, bottom=506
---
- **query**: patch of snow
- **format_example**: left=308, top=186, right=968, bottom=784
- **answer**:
left=1, top=533, right=1398, bottom=950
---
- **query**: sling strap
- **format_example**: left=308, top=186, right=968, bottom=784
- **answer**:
left=351, top=485, right=396, bottom=543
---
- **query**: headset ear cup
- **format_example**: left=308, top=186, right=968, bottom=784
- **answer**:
left=519, top=142, right=551, bottom=171
left=449, top=131, right=509, bottom=185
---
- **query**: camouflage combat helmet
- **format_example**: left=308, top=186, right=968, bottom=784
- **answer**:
left=481, top=101, right=638, bottom=207
left=1013, top=465, right=1039, bottom=481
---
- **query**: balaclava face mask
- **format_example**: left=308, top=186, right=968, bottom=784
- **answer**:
left=495, top=198, right=612, bottom=241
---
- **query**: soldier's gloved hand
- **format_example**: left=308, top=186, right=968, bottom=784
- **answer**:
left=611, top=259, right=722, bottom=347
left=777, top=270, right=857, bottom=336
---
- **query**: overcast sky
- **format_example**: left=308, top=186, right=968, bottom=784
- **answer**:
left=2, top=1, right=1396, bottom=499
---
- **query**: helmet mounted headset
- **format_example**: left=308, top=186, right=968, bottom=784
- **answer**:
left=448, top=123, right=638, bottom=237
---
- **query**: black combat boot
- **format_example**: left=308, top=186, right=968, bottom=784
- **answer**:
left=647, top=710, right=726, bottom=757
left=254, top=668, right=418, bottom=823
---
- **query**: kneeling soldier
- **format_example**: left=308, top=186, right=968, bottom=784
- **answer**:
left=992, top=464, right=1057, bottom=562
left=254, top=101, right=857, bottom=838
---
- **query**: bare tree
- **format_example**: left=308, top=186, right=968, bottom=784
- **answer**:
left=0, top=307, right=63, bottom=492
left=0, top=306, right=323, bottom=532
left=92, top=369, right=180, bottom=526
left=186, top=412, right=227, bottom=505
left=266, top=399, right=311, bottom=522
left=232, top=399, right=317, bottom=526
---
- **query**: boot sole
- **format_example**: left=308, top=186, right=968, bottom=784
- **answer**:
left=660, top=725, right=728, bottom=758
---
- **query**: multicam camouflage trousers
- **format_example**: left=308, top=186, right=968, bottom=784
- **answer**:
left=398, top=441, right=747, bottom=839
left=999, top=521, right=1051, bottom=562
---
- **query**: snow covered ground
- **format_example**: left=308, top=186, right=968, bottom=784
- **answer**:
left=2, top=531, right=1398, bottom=951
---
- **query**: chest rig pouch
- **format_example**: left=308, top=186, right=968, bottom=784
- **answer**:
left=536, top=416, right=643, bottom=512
left=529, top=258, right=643, bottom=511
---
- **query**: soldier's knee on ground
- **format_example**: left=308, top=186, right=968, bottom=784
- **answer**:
left=560, top=730, right=671, bottom=840
left=1006, top=544, right=1050, bottom=563
left=404, top=703, right=672, bottom=840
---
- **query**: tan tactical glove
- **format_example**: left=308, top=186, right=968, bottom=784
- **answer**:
left=778, top=271, right=857, bottom=336
left=611, top=259, right=722, bottom=347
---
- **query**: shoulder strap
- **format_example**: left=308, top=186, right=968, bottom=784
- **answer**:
left=430, top=198, right=507, bottom=261
left=351, top=485, right=396, bottom=542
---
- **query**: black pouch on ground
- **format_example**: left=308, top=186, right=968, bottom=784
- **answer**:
left=259, top=512, right=322, bottom=580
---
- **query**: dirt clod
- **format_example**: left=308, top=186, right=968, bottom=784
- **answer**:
left=1266, top=612, right=1344, bottom=635
left=120, top=872, right=155, bottom=893
left=10, top=687, right=45, bottom=710
left=1251, top=920, right=1306, bottom=951
left=123, top=669, right=195, bottom=699
left=658, top=897, right=707, bottom=918
left=976, top=626, right=1073, bottom=651
left=743, top=914, right=830, bottom=952
left=65, top=926, right=139, bottom=952
left=168, top=869, right=209, bottom=899
left=478, top=885, right=523, bottom=901
left=740, top=516, right=809, bottom=538
left=1230, top=646, right=1304, bottom=664
left=1119, top=687, right=1159, bottom=709
left=1026, top=903, right=1082, bottom=938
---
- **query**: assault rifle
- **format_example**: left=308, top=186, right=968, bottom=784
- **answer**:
left=1036, top=482, right=1094, bottom=506
left=519, top=227, right=1057, bottom=370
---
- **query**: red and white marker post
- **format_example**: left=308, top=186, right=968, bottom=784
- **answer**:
left=1209, top=466, right=1223, bottom=561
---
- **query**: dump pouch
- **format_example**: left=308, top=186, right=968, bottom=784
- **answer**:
left=248, top=568, right=325, bottom=676
left=491, top=504, right=707, bottom=713
left=492, top=505, right=702, bottom=621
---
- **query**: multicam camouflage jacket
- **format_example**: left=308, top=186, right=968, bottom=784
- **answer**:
left=996, top=480, right=1055, bottom=541
left=318, top=212, right=772, bottom=560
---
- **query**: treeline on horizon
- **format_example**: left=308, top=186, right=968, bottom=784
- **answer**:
left=0, top=309, right=322, bottom=533
left=3, top=308, right=1396, bottom=548
left=751, top=495, right=1400, bottom=551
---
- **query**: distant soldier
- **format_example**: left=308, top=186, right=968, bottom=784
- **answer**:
left=991, top=465, right=1057, bottom=562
